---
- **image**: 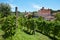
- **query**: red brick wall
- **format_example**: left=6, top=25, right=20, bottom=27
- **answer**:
left=38, top=8, right=51, bottom=17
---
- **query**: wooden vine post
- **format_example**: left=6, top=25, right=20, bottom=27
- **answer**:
left=15, top=7, right=18, bottom=27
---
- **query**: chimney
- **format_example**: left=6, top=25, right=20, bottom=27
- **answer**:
left=42, top=7, right=44, bottom=9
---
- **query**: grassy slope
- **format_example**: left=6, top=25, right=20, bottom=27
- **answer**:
left=0, top=29, right=4, bottom=40
left=11, top=28, right=51, bottom=40
left=0, top=25, right=4, bottom=40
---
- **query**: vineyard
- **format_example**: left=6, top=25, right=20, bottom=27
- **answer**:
left=0, top=15, right=60, bottom=40
left=0, top=3, right=60, bottom=40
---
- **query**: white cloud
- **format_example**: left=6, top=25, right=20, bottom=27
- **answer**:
left=10, top=4, right=16, bottom=8
left=32, top=4, right=41, bottom=10
left=10, top=4, right=16, bottom=11
left=9, top=4, right=18, bottom=11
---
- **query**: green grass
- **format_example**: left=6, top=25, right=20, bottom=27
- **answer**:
left=0, top=29, right=4, bottom=40
left=0, top=27, right=51, bottom=40
left=11, top=28, right=51, bottom=40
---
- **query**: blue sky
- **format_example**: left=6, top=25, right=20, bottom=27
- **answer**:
left=0, top=0, right=60, bottom=12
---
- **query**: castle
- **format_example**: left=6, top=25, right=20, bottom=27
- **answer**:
left=38, top=7, right=55, bottom=20
left=24, top=7, right=55, bottom=20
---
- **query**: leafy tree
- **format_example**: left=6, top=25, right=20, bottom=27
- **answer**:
left=55, top=12, right=60, bottom=21
left=0, top=3, right=11, bottom=17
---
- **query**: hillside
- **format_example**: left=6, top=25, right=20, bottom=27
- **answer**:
left=6, top=28, right=51, bottom=40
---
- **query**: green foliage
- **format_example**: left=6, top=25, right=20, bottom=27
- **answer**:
left=55, top=12, right=60, bottom=21
left=0, top=3, right=11, bottom=17
left=18, top=17, right=60, bottom=40
left=52, top=21, right=60, bottom=38
left=1, top=15, right=16, bottom=38
left=18, top=17, right=36, bottom=34
left=0, top=14, right=60, bottom=40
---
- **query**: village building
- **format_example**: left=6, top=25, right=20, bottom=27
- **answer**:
left=38, top=7, right=55, bottom=20
left=24, top=7, right=56, bottom=20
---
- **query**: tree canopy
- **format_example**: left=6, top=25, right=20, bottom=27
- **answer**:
left=0, top=3, right=11, bottom=17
